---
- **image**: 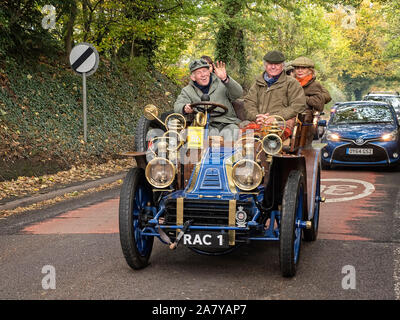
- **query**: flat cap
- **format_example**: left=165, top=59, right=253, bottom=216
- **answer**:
left=285, top=65, right=294, bottom=72
left=189, top=58, right=210, bottom=73
left=285, top=61, right=294, bottom=72
left=263, top=51, right=285, bottom=63
left=291, top=56, right=315, bottom=68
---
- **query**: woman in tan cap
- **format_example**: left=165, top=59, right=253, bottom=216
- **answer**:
left=292, top=57, right=331, bottom=113
left=292, top=56, right=331, bottom=144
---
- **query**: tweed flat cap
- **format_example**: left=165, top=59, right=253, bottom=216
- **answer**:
left=189, top=59, right=210, bottom=73
left=263, top=51, right=285, bottom=63
left=291, top=56, right=315, bottom=68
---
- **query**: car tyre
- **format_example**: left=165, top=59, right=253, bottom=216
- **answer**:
left=279, top=170, right=305, bottom=277
left=119, top=167, right=154, bottom=270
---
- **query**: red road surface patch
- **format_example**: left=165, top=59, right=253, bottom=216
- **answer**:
left=22, top=169, right=384, bottom=241
left=23, top=198, right=119, bottom=234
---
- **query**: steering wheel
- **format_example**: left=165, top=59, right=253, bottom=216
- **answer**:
left=190, top=101, right=228, bottom=117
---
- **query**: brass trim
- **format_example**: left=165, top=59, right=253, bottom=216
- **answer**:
left=225, top=157, right=238, bottom=194
left=165, top=113, right=187, bottom=131
left=143, top=104, right=167, bottom=129
left=145, top=157, right=176, bottom=188
left=143, top=104, right=159, bottom=120
left=176, top=197, right=184, bottom=235
left=232, top=159, right=263, bottom=191
left=266, top=114, right=286, bottom=137
left=194, top=112, right=206, bottom=127
left=261, top=133, right=283, bottom=155
left=162, top=130, right=184, bottom=151
left=199, top=195, right=222, bottom=198
left=228, top=200, right=236, bottom=246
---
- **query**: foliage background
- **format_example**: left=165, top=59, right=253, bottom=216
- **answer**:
left=1, top=0, right=400, bottom=180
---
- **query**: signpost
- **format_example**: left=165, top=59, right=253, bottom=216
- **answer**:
left=69, top=43, right=99, bottom=142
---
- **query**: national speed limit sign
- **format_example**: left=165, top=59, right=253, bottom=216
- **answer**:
left=69, top=42, right=99, bottom=76
left=69, top=43, right=99, bottom=142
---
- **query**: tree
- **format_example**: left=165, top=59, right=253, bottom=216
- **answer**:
left=327, top=0, right=392, bottom=99
left=213, top=0, right=247, bottom=75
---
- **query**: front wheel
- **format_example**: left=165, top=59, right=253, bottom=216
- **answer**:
left=279, top=170, right=305, bottom=277
left=119, top=167, right=154, bottom=270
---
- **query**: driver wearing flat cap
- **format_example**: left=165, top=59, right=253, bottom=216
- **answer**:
left=174, top=58, right=243, bottom=141
left=243, top=51, right=306, bottom=127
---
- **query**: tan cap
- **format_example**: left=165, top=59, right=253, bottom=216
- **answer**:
left=291, top=56, right=315, bottom=68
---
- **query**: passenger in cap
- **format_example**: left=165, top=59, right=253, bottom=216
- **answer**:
left=174, top=58, right=243, bottom=141
left=285, top=62, right=295, bottom=77
left=292, top=56, right=331, bottom=145
left=291, top=57, right=331, bottom=113
left=243, top=50, right=306, bottom=139
left=201, top=55, right=215, bottom=73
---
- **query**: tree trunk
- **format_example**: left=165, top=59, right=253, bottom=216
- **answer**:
left=82, top=0, right=89, bottom=42
left=214, top=0, right=246, bottom=76
left=354, top=88, right=362, bottom=101
left=64, top=1, right=78, bottom=60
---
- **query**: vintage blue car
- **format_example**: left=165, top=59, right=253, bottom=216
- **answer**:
left=320, top=101, right=400, bottom=169
left=119, top=98, right=323, bottom=277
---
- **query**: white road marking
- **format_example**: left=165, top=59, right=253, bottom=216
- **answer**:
left=321, top=178, right=375, bottom=203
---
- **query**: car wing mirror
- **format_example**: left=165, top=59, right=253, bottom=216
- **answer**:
left=318, top=119, right=327, bottom=127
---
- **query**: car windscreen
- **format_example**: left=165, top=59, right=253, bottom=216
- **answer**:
left=331, top=104, right=395, bottom=125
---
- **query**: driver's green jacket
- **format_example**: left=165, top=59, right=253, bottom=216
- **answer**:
left=174, top=73, right=243, bottom=124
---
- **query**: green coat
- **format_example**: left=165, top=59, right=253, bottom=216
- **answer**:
left=174, top=74, right=243, bottom=124
left=303, top=77, right=332, bottom=112
left=243, top=72, right=306, bottom=121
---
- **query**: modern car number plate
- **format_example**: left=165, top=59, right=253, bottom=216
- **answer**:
left=346, top=148, right=373, bottom=155
left=182, top=231, right=229, bottom=248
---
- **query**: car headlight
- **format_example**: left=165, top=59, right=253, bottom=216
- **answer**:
left=145, top=157, right=175, bottom=188
left=381, top=130, right=397, bottom=141
left=232, top=159, right=263, bottom=191
left=326, top=131, right=340, bottom=141
left=261, top=134, right=282, bottom=155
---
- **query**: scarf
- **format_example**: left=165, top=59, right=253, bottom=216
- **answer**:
left=296, top=74, right=313, bottom=87
left=194, top=77, right=212, bottom=94
left=264, top=72, right=281, bottom=87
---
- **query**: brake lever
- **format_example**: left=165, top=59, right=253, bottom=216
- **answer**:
left=169, top=220, right=193, bottom=250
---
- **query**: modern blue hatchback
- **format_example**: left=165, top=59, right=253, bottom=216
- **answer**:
left=320, top=101, right=400, bottom=169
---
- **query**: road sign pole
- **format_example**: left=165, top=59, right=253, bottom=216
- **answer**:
left=69, top=43, right=99, bottom=143
left=83, top=72, right=87, bottom=143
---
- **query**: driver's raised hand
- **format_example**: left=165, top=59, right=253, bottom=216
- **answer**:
left=213, top=61, right=229, bottom=83
left=183, top=104, right=194, bottom=114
